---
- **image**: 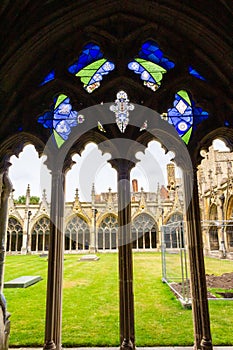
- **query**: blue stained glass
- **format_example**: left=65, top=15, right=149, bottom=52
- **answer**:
left=40, top=70, right=55, bottom=86
left=163, top=90, right=209, bottom=144
left=68, top=43, right=103, bottom=74
left=37, top=94, right=84, bottom=148
left=139, top=40, right=175, bottom=70
left=189, top=66, right=206, bottom=81
left=128, top=40, right=175, bottom=91
left=225, top=121, right=230, bottom=126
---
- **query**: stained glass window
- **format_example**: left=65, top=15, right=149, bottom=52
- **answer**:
left=188, top=66, right=206, bottom=81
left=128, top=40, right=175, bottom=91
left=68, top=42, right=115, bottom=93
left=162, top=90, right=209, bottom=144
left=37, top=94, right=84, bottom=148
left=40, top=70, right=55, bottom=86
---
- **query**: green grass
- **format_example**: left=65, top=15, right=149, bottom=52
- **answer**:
left=3, top=253, right=233, bottom=346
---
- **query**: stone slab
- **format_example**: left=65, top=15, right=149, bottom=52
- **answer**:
left=79, top=254, right=100, bottom=261
left=4, top=276, right=42, bottom=288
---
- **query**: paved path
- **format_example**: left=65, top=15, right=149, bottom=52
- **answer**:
left=10, top=347, right=233, bottom=350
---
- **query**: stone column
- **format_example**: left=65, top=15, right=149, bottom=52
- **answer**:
left=112, top=159, right=135, bottom=350
left=0, top=168, right=13, bottom=293
left=44, top=170, right=65, bottom=350
left=183, top=169, right=212, bottom=350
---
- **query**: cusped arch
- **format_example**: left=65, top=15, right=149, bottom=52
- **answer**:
left=163, top=211, right=184, bottom=249
left=132, top=212, right=158, bottom=250
left=31, top=215, right=50, bottom=252
left=0, top=132, right=45, bottom=171
left=7, top=216, right=23, bottom=253
left=97, top=213, right=118, bottom=250
left=65, top=214, right=90, bottom=251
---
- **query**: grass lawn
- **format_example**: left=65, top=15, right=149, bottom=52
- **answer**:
left=3, top=252, right=233, bottom=347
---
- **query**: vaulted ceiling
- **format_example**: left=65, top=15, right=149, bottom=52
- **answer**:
left=1, top=0, right=233, bottom=168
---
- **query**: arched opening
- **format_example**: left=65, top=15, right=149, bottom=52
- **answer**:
left=208, top=204, right=219, bottom=251
left=6, top=217, right=23, bottom=253
left=131, top=213, right=157, bottom=250
left=97, top=214, right=118, bottom=251
left=64, top=215, right=90, bottom=251
left=2, top=5, right=233, bottom=346
left=31, top=216, right=50, bottom=253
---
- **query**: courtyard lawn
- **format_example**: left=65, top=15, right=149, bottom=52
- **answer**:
left=3, top=253, right=233, bottom=347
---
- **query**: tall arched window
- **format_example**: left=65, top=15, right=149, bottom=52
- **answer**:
left=97, top=215, right=118, bottom=250
left=7, top=217, right=23, bottom=253
left=163, top=213, right=183, bottom=249
left=31, top=217, right=50, bottom=252
left=132, top=213, right=157, bottom=250
left=65, top=216, right=90, bottom=251
left=208, top=204, right=219, bottom=250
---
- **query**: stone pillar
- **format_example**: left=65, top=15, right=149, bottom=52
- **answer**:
left=0, top=167, right=12, bottom=350
left=44, top=170, right=65, bottom=350
left=0, top=168, right=13, bottom=293
left=112, top=159, right=135, bottom=350
left=183, top=169, right=212, bottom=350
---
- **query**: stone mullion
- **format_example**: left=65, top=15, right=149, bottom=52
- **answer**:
left=36, top=232, right=39, bottom=252
left=183, top=169, right=212, bottom=350
left=43, top=231, right=45, bottom=252
left=149, top=229, right=152, bottom=249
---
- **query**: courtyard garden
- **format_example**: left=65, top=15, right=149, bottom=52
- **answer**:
left=3, top=252, right=233, bottom=347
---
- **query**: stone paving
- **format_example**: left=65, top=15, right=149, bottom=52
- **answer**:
left=10, top=347, right=233, bottom=350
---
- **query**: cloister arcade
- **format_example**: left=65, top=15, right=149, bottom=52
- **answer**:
left=1, top=2, right=233, bottom=350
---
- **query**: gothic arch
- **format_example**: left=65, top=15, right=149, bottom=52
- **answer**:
left=2, top=2, right=233, bottom=349
left=225, top=195, right=233, bottom=252
left=7, top=216, right=23, bottom=253
left=31, top=215, right=50, bottom=252
left=131, top=212, right=158, bottom=250
left=163, top=211, right=184, bottom=249
left=0, top=133, right=46, bottom=172
left=97, top=213, right=118, bottom=250
left=64, top=214, right=90, bottom=251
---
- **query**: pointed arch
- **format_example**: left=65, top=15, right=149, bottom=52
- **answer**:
left=64, top=214, right=90, bottom=251
left=7, top=216, right=23, bottom=253
left=131, top=212, right=158, bottom=250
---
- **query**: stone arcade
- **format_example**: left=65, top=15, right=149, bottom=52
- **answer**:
left=1, top=2, right=233, bottom=350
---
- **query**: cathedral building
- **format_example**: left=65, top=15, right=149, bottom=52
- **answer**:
left=198, top=145, right=233, bottom=258
left=1, top=2, right=233, bottom=349
left=6, top=164, right=184, bottom=254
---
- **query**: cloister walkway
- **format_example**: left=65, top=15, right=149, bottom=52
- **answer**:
left=10, top=347, right=233, bottom=350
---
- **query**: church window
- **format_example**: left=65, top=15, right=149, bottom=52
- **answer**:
left=65, top=216, right=90, bottom=251
left=98, top=215, right=118, bottom=250
left=161, top=90, right=209, bottom=144
left=132, top=213, right=157, bottom=249
left=7, top=217, right=23, bottom=252
left=128, top=40, right=175, bottom=91
left=31, top=217, right=50, bottom=252
left=37, top=94, right=84, bottom=148
left=68, top=42, right=115, bottom=93
left=188, top=66, right=206, bottom=81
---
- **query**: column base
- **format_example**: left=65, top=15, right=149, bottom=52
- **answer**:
left=43, top=340, right=56, bottom=350
left=120, top=338, right=134, bottom=350
left=200, top=337, right=213, bottom=350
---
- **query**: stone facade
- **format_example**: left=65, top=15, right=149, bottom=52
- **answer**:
left=6, top=164, right=184, bottom=254
left=198, top=145, right=233, bottom=258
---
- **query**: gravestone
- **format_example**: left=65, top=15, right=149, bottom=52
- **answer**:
left=4, top=276, right=42, bottom=288
left=79, top=254, right=99, bottom=261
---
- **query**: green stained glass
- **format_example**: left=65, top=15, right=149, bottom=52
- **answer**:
left=178, top=90, right=191, bottom=105
left=135, top=58, right=167, bottom=85
left=181, top=127, right=192, bottom=144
